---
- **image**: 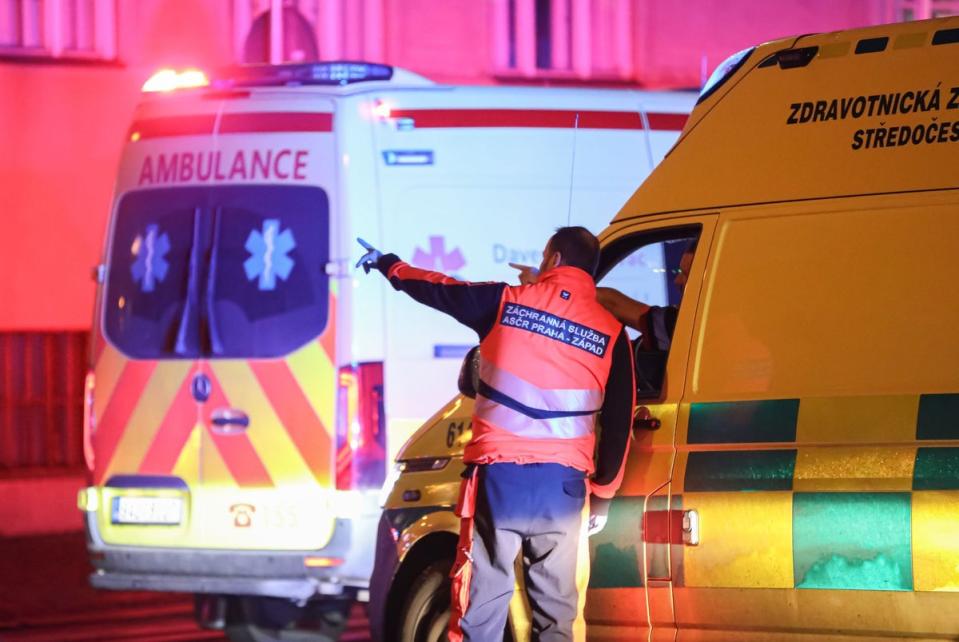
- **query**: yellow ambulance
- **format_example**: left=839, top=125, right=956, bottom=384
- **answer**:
left=372, top=16, right=959, bottom=641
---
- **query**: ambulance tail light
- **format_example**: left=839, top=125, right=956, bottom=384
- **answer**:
left=82, top=370, right=96, bottom=474
left=142, top=68, right=210, bottom=93
left=335, top=363, right=386, bottom=491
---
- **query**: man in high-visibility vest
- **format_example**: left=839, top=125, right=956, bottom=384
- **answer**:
left=357, top=227, right=635, bottom=642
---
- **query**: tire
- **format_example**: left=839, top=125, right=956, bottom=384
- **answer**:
left=397, top=559, right=453, bottom=642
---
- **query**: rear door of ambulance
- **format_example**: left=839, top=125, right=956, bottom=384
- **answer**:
left=94, top=90, right=342, bottom=552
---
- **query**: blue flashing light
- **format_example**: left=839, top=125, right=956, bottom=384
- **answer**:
left=213, top=61, right=394, bottom=88
left=697, top=47, right=754, bottom=104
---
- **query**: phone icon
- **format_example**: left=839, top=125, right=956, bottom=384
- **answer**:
left=229, top=503, right=256, bottom=528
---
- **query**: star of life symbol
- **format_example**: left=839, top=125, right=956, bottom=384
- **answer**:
left=412, top=235, right=466, bottom=272
left=130, top=224, right=170, bottom=292
left=244, top=219, right=297, bottom=291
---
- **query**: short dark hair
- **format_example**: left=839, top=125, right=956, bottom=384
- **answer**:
left=548, top=226, right=600, bottom=276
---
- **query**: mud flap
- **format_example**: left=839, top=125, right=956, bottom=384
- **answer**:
left=448, top=465, right=479, bottom=642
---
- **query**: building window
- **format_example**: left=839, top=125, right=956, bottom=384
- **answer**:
left=233, top=0, right=383, bottom=65
left=0, top=0, right=116, bottom=61
left=493, top=0, right=634, bottom=81
left=896, top=0, right=959, bottom=20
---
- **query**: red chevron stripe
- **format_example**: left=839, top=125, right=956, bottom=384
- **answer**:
left=250, top=361, right=332, bottom=486
left=205, top=373, right=275, bottom=488
left=138, top=369, right=199, bottom=475
left=93, top=331, right=107, bottom=365
left=93, top=360, right=157, bottom=484
left=320, top=294, right=336, bottom=362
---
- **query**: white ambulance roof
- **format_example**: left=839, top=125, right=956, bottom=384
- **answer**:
left=136, top=61, right=695, bottom=113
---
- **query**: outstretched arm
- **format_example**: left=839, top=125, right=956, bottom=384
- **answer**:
left=376, top=254, right=506, bottom=339
left=596, top=287, right=651, bottom=331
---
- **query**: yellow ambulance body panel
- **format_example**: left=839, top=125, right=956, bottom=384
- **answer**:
left=373, top=17, right=959, bottom=641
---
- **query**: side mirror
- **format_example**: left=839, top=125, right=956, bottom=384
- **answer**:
left=457, top=345, right=481, bottom=399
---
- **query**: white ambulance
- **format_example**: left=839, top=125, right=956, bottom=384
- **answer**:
left=79, top=61, right=693, bottom=637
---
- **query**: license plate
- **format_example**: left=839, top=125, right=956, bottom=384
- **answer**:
left=111, top=496, right=182, bottom=525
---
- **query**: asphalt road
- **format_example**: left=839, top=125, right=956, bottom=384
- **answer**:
left=0, top=532, right=371, bottom=641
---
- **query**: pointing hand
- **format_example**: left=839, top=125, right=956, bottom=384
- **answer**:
left=509, top=263, right=540, bottom=286
left=355, top=237, right=383, bottom=274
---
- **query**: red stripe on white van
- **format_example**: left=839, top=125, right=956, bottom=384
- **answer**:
left=129, top=115, right=217, bottom=140
left=219, top=112, right=333, bottom=134
left=387, top=109, right=687, bottom=131
left=129, top=112, right=333, bottom=140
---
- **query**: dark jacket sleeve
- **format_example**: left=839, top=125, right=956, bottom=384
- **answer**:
left=376, top=253, right=506, bottom=339
left=590, top=328, right=636, bottom=500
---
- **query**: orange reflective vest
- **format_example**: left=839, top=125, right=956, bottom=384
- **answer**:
left=467, top=266, right=623, bottom=474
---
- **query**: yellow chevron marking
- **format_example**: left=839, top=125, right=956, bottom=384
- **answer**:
left=210, top=361, right=313, bottom=484
left=172, top=424, right=201, bottom=484
left=913, top=491, right=959, bottom=592
left=796, top=395, right=918, bottom=443
left=105, top=361, right=193, bottom=479
left=200, top=426, right=238, bottom=488
left=286, top=340, right=336, bottom=436
left=93, top=345, right=127, bottom=420
left=683, top=491, right=794, bottom=588
left=794, top=446, right=916, bottom=492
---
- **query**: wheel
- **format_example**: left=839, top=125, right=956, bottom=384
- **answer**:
left=223, top=596, right=349, bottom=642
left=397, top=559, right=453, bottom=642
left=396, top=558, right=513, bottom=642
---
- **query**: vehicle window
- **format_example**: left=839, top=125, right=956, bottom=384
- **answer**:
left=597, top=229, right=700, bottom=396
left=208, top=186, right=329, bottom=358
left=104, top=186, right=329, bottom=359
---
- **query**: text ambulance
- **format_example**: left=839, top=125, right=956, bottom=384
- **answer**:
left=77, top=61, right=693, bottom=636
left=373, top=16, right=959, bottom=642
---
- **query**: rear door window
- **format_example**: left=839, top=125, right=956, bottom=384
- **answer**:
left=105, top=185, right=329, bottom=359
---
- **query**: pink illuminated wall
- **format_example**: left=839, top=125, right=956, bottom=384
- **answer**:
left=0, top=1, right=232, bottom=330
left=1, top=0, right=899, bottom=330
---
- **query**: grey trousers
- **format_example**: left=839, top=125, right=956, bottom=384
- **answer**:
left=453, top=462, right=589, bottom=642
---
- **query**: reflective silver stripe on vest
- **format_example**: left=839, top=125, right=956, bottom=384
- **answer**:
left=475, top=395, right=597, bottom=439
left=478, top=360, right=603, bottom=412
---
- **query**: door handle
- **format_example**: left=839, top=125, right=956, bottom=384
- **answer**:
left=632, top=405, right=661, bottom=432
left=210, top=408, right=250, bottom=433
left=682, top=509, right=700, bottom=546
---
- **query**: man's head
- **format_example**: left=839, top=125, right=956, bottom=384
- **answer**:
left=674, top=238, right=698, bottom=293
left=539, top=226, right=600, bottom=277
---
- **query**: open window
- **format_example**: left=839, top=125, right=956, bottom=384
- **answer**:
left=595, top=226, right=701, bottom=398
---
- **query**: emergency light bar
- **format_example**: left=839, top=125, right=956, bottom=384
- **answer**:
left=142, top=68, right=209, bottom=93
left=212, top=61, right=394, bottom=88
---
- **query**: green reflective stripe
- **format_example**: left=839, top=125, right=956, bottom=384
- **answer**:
left=685, top=450, right=796, bottom=491
left=793, top=492, right=913, bottom=591
left=589, top=497, right=644, bottom=588
left=917, top=393, right=959, bottom=440
left=688, top=399, right=799, bottom=444
left=913, top=447, right=959, bottom=490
